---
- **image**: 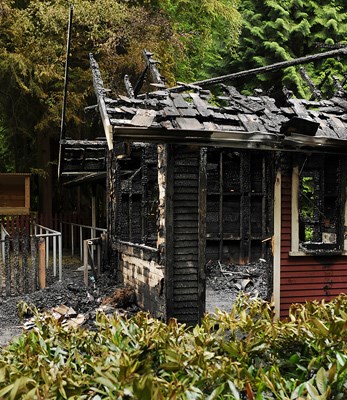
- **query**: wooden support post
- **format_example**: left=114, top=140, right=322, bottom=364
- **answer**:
left=38, top=238, right=46, bottom=289
left=22, top=234, right=29, bottom=294
left=30, top=236, right=38, bottom=292
left=13, top=233, right=20, bottom=295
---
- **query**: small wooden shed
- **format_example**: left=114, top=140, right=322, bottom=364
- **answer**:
left=59, top=49, right=347, bottom=325
left=0, top=173, right=30, bottom=215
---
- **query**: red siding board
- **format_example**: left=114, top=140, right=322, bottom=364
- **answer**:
left=280, top=173, right=347, bottom=317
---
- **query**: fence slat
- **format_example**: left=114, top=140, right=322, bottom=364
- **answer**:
left=22, top=234, right=29, bottom=294
left=5, top=235, right=11, bottom=296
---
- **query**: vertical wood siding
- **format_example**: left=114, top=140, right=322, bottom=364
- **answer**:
left=280, top=173, right=347, bottom=316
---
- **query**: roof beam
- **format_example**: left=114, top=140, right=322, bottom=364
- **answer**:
left=89, top=53, right=113, bottom=150
left=170, top=48, right=347, bottom=92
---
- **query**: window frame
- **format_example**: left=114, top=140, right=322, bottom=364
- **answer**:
left=290, top=157, right=347, bottom=256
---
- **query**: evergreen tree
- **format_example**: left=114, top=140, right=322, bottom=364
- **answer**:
left=138, top=0, right=242, bottom=82
left=226, top=0, right=347, bottom=98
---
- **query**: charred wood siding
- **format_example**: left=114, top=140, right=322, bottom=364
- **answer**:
left=280, top=172, right=347, bottom=317
left=166, top=145, right=204, bottom=326
left=111, top=144, right=159, bottom=249
left=206, top=150, right=273, bottom=264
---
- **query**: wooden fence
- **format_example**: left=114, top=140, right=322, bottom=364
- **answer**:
left=0, top=213, right=105, bottom=297
left=0, top=213, right=89, bottom=249
left=0, top=233, right=40, bottom=296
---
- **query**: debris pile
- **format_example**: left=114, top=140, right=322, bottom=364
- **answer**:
left=23, top=304, right=86, bottom=331
left=205, top=259, right=271, bottom=313
left=0, top=260, right=138, bottom=345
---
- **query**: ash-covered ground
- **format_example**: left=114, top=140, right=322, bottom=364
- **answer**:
left=205, top=259, right=272, bottom=314
left=0, top=256, right=272, bottom=345
left=0, top=257, right=138, bottom=346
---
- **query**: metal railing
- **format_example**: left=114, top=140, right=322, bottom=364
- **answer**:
left=61, top=221, right=107, bottom=261
left=61, top=221, right=107, bottom=286
left=33, top=223, right=63, bottom=281
left=0, top=224, right=9, bottom=264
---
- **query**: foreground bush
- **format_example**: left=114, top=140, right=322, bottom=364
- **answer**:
left=1, top=295, right=347, bottom=399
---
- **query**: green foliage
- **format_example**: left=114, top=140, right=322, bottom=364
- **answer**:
left=227, top=0, right=347, bottom=97
left=152, top=0, right=241, bottom=82
left=0, top=122, right=15, bottom=172
left=3, top=295, right=347, bottom=398
left=0, top=0, right=173, bottom=172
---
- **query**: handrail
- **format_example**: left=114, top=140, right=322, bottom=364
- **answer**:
left=0, top=224, right=9, bottom=264
left=32, top=223, right=62, bottom=281
left=61, top=221, right=106, bottom=260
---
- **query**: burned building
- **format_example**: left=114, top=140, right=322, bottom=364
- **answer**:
left=60, top=48, right=347, bottom=325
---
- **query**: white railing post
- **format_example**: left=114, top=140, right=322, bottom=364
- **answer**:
left=97, top=241, right=101, bottom=276
left=53, top=235, right=57, bottom=277
left=1, top=226, right=5, bottom=264
left=83, top=239, right=89, bottom=286
left=90, top=228, right=94, bottom=261
left=80, top=226, right=83, bottom=261
left=58, top=234, right=62, bottom=281
left=46, top=235, right=49, bottom=270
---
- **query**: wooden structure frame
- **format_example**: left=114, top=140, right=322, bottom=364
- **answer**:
left=59, top=49, right=347, bottom=324
left=0, top=173, right=30, bottom=215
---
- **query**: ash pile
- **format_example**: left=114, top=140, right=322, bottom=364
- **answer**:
left=205, top=259, right=272, bottom=314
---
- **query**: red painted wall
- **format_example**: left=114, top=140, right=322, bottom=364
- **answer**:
left=280, top=173, right=347, bottom=316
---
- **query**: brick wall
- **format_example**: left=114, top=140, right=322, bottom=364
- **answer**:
left=116, top=241, right=165, bottom=320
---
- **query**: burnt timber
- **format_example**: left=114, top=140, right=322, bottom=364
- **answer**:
left=60, top=48, right=347, bottom=325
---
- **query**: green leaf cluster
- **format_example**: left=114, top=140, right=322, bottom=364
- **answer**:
left=0, top=0, right=173, bottom=172
left=2, top=295, right=347, bottom=398
left=227, top=0, right=347, bottom=97
left=153, top=0, right=242, bottom=82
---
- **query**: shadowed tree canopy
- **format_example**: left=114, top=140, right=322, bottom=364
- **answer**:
left=0, top=0, right=241, bottom=214
left=0, top=0, right=174, bottom=173
left=0, top=0, right=241, bottom=172
left=0, top=0, right=175, bottom=214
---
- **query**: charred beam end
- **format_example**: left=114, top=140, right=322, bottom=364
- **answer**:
left=124, top=75, right=135, bottom=99
left=170, top=48, right=347, bottom=92
left=280, top=117, right=320, bottom=136
left=299, top=67, right=322, bottom=100
left=89, top=53, right=113, bottom=150
left=143, top=49, right=165, bottom=86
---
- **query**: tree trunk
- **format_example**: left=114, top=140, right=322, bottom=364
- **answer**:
left=38, top=134, right=53, bottom=218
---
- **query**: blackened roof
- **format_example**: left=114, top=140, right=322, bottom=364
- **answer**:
left=94, top=49, right=347, bottom=152
left=59, top=49, right=347, bottom=178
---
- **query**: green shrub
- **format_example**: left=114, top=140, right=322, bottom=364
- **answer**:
left=1, top=295, right=347, bottom=399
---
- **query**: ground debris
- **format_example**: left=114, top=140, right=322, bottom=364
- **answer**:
left=101, top=286, right=136, bottom=308
left=0, top=259, right=138, bottom=345
left=23, top=304, right=86, bottom=331
left=206, top=259, right=271, bottom=313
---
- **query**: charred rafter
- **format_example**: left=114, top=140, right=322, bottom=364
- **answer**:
left=89, top=53, right=113, bottom=150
